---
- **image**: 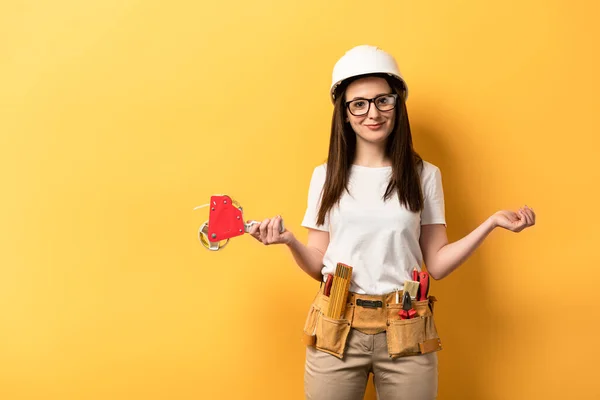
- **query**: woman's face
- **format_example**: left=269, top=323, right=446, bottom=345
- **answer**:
left=344, top=76, right=396, bottom=145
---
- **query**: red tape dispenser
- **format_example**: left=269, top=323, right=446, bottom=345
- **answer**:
left=194, top=194, right=284, bottom=251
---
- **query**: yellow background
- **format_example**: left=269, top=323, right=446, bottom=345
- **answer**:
left=1, top=1, right=598, bottom=399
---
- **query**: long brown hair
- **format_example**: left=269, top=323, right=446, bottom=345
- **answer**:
left=316, top=75, right=424, bottom=226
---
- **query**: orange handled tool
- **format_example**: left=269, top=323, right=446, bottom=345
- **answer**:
left=324, top=274, right=333, bottom=296
left=417, top=271, right=429, bottom=301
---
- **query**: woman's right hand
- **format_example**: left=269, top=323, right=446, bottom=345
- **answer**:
left=248, top=215, right=293, bottom=246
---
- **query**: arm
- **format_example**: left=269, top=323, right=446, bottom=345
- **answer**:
left=248, top=215, right=329, bottom=282
left=285, top=229, right=329, bottom=281
left=420, top=206, right=536, bottom=280
left=419, top=220, right=494, bottom=280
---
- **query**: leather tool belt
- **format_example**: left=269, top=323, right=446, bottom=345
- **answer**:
left=302, top=285, right=443, bottom=359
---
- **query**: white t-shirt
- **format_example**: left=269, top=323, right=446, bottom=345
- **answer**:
left=301, top=161, right=446, bottom=295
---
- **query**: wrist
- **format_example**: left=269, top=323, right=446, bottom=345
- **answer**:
left=284, top=232, right=297, bottom=247
left=486, top=215, right=498, bottom=230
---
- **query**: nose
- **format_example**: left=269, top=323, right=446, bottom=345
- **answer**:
left=367, top=102, right=382, bottom=119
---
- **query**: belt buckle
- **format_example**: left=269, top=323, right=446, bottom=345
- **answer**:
left=356, top=299, right=383, bottom=309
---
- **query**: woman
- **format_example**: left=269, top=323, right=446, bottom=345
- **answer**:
left=248, top=45, right=536, bottom=400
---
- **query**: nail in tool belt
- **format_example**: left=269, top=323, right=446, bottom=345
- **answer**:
left=302, top=285, right=442, bottom=359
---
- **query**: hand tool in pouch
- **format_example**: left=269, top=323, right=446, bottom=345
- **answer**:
left=398, top=291, right=417, bottom=319
left=402, top=267, right=420, bottom=300
left=324, top=274, right=333, bottom=297
left=194, top=194, right=285, bottom=251
left=326, top=263, right=352, bottom=319
left=417, top=271, right=430, bottom=301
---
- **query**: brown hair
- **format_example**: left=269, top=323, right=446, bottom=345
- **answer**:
left=316, top=75, right=424, bottom=226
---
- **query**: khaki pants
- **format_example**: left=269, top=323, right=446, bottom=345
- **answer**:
left=304, top=329, right=438, bottom=400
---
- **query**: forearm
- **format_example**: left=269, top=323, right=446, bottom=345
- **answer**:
left=285, top=236, right=325, bottom=281
left=428, top=217, right=497, bottom=280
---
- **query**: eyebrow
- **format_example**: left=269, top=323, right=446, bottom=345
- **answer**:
left=348, top=93, right=391, bottom=101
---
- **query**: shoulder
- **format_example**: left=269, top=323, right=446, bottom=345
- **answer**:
left=311, top=163, right=327, bottom=179
left=315, top=162, right=327, bottom=174
left=419, top=160, right=445, bottom=198
left=306, top=163, right=327, bottom=190
left=419, top=160, right=442, bottom=182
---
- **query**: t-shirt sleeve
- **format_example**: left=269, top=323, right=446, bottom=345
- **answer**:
left=301, top=165, right=330, bottom=232
left=421, top=164, right=447, bottom=226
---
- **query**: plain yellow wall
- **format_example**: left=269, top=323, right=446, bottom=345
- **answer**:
left=2, top=1, right=599, bottom=399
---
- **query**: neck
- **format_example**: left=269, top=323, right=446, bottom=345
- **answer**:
left=353, top=138, right=390, bottom=167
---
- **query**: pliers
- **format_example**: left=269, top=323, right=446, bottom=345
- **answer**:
left=398, top=269, right=431, bottom=319
left=398, top=291, right=417, bottom=319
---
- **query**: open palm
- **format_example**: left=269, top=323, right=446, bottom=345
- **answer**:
left=492, top=206, right=536, bottom=233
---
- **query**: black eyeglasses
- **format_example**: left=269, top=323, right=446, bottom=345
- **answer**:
left=345, top=94, right=398, bottom=116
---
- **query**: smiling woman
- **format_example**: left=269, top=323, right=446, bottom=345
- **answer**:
left=247, top=44, right=536, bottom=400
left=345, top=78, right=398, bottom=145
left=2, top=0, right=597, bottom=398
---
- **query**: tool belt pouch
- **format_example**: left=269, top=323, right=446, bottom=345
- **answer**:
left=302, top=293, right=353, bottom=359
left=386, top=296, right=442, bottom=358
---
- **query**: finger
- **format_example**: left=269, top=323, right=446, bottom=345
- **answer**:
left=269, top=215, right=279, bottom=243
left=272, top=216, right=282, bottom=240
left=269, top=216, right=278, bottom=242
left=259, top=218, right=270, bottom=243
left=267, top=217, right=276, bottom=244
left=524, top=205, right=536, bottom=222
left=525, top=208, right=535, bottom=225
left=522, top=207, right=533, bottom=225
left=517, top=208, right=526, bottom=225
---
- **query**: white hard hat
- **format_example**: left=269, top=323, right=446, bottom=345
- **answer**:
left=330, top=45, right=408, bottom=104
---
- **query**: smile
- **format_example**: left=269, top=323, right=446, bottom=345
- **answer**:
left=364, top=123, right=384, bottom=130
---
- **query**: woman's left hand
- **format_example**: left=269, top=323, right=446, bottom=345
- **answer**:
left=490, top=205, right=536, bottom=233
